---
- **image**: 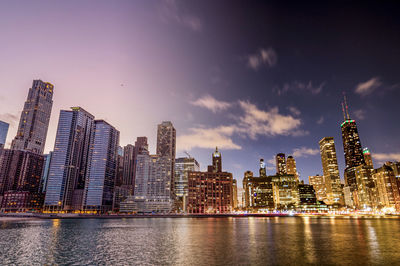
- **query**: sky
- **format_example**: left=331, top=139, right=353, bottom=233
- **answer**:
left=0, top=0, right=400, bottom=187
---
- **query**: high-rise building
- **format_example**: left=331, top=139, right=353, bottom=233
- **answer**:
left=233, top=179, right=238, bottom=209
left=319, top=137, right=343, bottom=205
left=276, top=153, right=286, bottom=175
left=188, top=148, right=233, bottom=214
left=156, top=121, right=176, bottom=197
left=373, top=163, right=400, bottom=212
left=354, top=164, right=377, bottom=209
left=11, top=80, right=54, bottom=155
left=115, top=146, right=124, bottom=187
left=259, top=158, right=267, bottom=177
left=212, top=147, right=222, bottom=173
left=0, top=120, right=9, bottom=148
left=309, top=175, right=326, bottom=202
left=174, top=157, right=200, bottom=212
left=286, top=156, right=299, bottom=181
left=271, top=173, right=299, bottom=210
left=41, top=152, right=53, bottom=193
left=0, top=149, right=44, bottom=211
left=243, top=168, right=274, bottom=212
left=341, top=119, right=365, bottom=170
left=298, top=184, right=322, bottom=212
left=83, top=120, right=119, bottom=212
left=44, top=107, right=95, bottom=211
left=363, top=148, right=373, bottom=168
left=132, top=136, right=148, bottom=191
left=122, top=144, right=135, bottom=186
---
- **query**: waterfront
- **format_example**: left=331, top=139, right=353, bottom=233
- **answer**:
left=0, top=217, right=399, bottom=265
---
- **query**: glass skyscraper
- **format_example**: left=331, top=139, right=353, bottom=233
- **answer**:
left=0, top=120, right=9, bottom=148
left=11, top=80, right=54, bottom=155
left=44, top=107, right=95, bottom=210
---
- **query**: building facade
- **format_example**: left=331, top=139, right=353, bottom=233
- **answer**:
left=309, top=175, right=326, bottom=202
left=286, top=156, right=299, bottom=181
left=0, top=120, right=9, bottom=148
left=276, top=153, right=286, bottom=175
left=174, top=157, right=200, bottom=212
left=11, top=80, right=54, bottom=155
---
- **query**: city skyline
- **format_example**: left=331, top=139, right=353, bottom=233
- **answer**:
left=1, top=1, right=400, bottom=185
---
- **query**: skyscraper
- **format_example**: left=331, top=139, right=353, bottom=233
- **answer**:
left=0, top=120, right=9, bottom=148
left=174, top=157, right=200, bottom=212
left=341, top=119, right=365, bottom=169
left=41, top=152, right=53, bottom=193
left=363, top=148, right=373, bottom=168
left=309, top=175, right=326, bottom=202
left=286, top=156, right=299, bottom=181
left=44, top=107, right=95, bottom=211
left=132, top=136, right=148, bottom=191
left=276, top=153, right=286, bottom=175
left=122, top=144, right=135, bottom=186
left=84, top=120, right=119, bottom=212
left=11, top=80, right=54, bottom=155
left=212, top=147, right=222, bottom=173
left=319, top=137, right=343, bottom=205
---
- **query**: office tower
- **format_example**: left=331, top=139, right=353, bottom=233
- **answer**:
left=132, top=136, right=148, bottom=190
left=84, top=120, right=119, bottom=212
left=259, top=158, right=267, bottom=177
left=373, top=163, right=400, bottom=212
left=0, top=149, right=44, bottom=211
left=243, top=168, right=274, bottom=212
left=233, top=179, right=238, bottom=209
left=41, top=152, right=53, bottom=193
left=363, top=148, right=373, bottom=168
left=0, top=120, right=9, bottom=148
left=276, top=153, right=286, bottom=175
left=44, top=107, right=95, bottom=211
left=187, top=148, right=233, bottom=214
left=309, top=175, right=326, bottom=201
left=319, top=137, right=344, bottom=205
left=272, top=173, right=299, bottom=210
left=122, top=144, right=135, bottom=186
left=341, top=119, right=365, bottom=169
left=11, top=80, right=54, bottom=155
left=286, top=156, right=299, bottom=181
left=343, top=186, right=354, bottom=208
left=115, top=146, right=124, bottom=187
left=174, top=157, right=200, bottom=212
left=298, top=184, right=320, bottom=212
left=133, top=152, right=174, bottom=213
left=354, top=164, right=377, bottom=209
left=156, top=121, right=176, bottom=197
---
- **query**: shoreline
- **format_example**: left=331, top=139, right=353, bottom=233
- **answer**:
left=1, top=213, right=399, bottom=220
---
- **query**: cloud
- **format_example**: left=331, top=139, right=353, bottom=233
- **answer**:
left=246, top=48, right=277, bottom=70
left=190, top=95, right=232, bottom=113
left=237, top=101, right=303, bottom=139
left=177, top=125, right=241, bottom=151
left=0, top=113, right=18, bottom=124
left=275, top=81, right=325, bottom=96
left=288, top=106, right=301, bottom=116
left=292, top=147, right=319, bottom=158
left=355, top=77, right=382, bottom=96
left=353, top=109, right=366, bottom=120
left=317, top=116, right=324, bottom=125
left=373, top=153, right=400, bottom=163
left=159, top=0, right=203, bottom=32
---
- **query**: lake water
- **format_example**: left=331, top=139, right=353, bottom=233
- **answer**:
left=0, top=217, right=399, bottom=265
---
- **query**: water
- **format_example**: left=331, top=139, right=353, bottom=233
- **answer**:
left=0, top=217, right=399, bottom=265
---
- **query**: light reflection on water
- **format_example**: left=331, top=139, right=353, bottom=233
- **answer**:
left=0, top=217, right=399, bottom=265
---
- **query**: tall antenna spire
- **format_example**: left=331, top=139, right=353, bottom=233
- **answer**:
left=343, top=92, right=350, bottom=119
left=341, top=102, right=346, bottom=121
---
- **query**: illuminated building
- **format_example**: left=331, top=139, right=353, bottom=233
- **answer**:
left=373, top=163, right=400, bottom=211
left=11, top=80, right=54, bottom=155
left=233, top=179, right=238, bottom=209
left=271, top=173, right=299, bottom=210
left=354, top=165, right=377, bottom=209
left=286, top=156, right=299, bottom=181
left=0, top=120, right=9, bottom=149
left=83, top=120, right=120, bottom=212
left=243, top=168, right=275, bottom=212
left=276, top=153, right=286, bottom=175
left=363, top=148, right=373, bottom=168
left=157, top=121, right=176, bottom=197
left=309, top=175, right=326, bottom=202
left=343, top=186, right=354, bottom=208
left=44, top=107, right=95, bottom=211
left=174, top=157, right=200, bottom=212
left=298, top=183, right=327, bottom=212
left=319, top=137, right=344, bottom=205
left=0, top=149, right=44, bottom=211
left=187, top=148, right=233, bottom=214
left=341, top=119, right=365, bottom=170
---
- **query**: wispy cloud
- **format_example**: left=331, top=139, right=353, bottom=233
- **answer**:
left=288, top=106, right=301, bottom=116
left=246, top=48, right=277, bottom=70
left=354, top=77, right=382, bottom=96
left=291, top=147, right=319, bottom=158
left=353, top=109, right=366, bottom=120
left=317, top=116, right=324, bottom=125
left=275, top=81, right=325, bottom=96
left=373, top=153, right=400, bottom=163
left=177, top=125, right=241, bottom=151
left=159, top=0, right=203, bottom=32
left=237, top=101, right=303, bottom=139
left=190, top=95, right=232, bottom=113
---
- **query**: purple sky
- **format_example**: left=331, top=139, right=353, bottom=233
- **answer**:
left=1, top=1, right=400, bottom=187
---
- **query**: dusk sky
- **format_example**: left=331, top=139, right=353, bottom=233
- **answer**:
left=1, top=0, right=399, bottom=186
